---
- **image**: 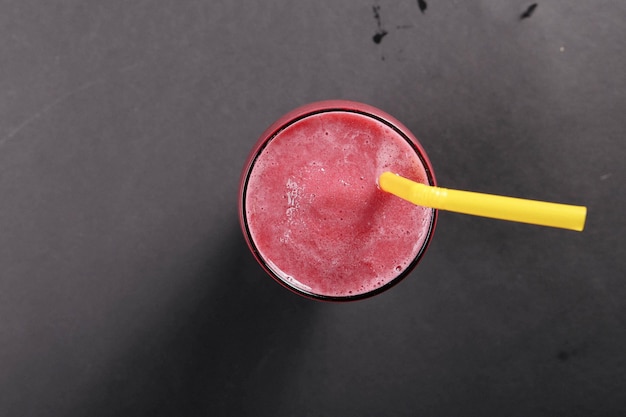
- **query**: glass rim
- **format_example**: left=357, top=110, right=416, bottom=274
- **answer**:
left=239, top=100, right=438, bottom=301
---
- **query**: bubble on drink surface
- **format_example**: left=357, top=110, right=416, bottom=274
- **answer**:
left=285, top=177, right=305, bottom=222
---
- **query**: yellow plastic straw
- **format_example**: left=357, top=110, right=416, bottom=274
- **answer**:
left=378, top=172, right=587, bottom=231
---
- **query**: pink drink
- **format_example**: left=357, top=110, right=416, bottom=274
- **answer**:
left=239, top=101, right=436, bottom=301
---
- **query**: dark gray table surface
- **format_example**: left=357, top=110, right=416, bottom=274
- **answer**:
left=1, top=1, right=625, bottom=416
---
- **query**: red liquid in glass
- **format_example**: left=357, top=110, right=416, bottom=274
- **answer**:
left=240, top=101, right=436, bottom=300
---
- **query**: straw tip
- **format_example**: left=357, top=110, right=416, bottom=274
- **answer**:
left=378, top=171, right=397, bottom=191
left=575, top=206, right=588, bottom=232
